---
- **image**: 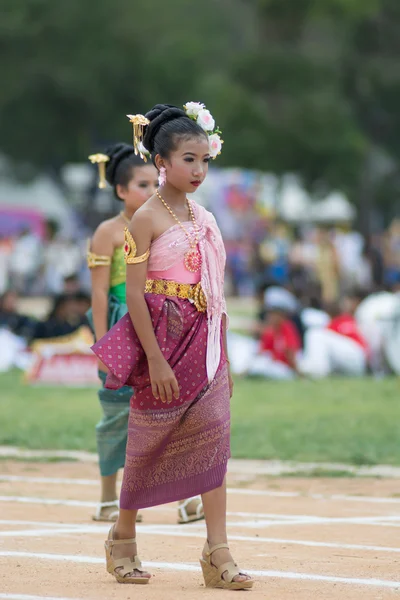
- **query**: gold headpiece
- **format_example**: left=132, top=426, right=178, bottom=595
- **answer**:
left=88, top=153, right=110, bottom=189
left=127, top=114, right=150, bottom=161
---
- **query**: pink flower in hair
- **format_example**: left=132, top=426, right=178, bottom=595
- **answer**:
left=197, top=109, right=215, bottom=132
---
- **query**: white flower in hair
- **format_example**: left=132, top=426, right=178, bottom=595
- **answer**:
left=182, top=101, right=223, bottom=158
left=208, top=133, right=223, bottom=158
left=184, top=102, right=205, bottom=117
left=196, top=108, right=215, bottom=132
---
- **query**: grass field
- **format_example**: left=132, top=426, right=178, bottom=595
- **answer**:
left=1, top=370, right=400, bottom=465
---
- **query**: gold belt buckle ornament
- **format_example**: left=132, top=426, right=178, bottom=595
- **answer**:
left=192, top=283, right=207, bottom=312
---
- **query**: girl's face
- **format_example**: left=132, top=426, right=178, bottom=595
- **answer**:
left=161, top=136, right=210, bottom=193
left=117, top=164, right=158, bottom=211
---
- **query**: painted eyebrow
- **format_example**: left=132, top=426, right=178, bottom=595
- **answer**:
left=182, top=152, right=210, bottom=157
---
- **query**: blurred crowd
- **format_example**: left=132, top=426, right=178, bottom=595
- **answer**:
left=0, top=220, right=89, bottom=297
left=0, top=220, right=90, bottom=368
left=1, top=216, right=400, bottom=379
left=225, top=219, right=400, bottom=300
left=227, top=219, right=400, bottom=380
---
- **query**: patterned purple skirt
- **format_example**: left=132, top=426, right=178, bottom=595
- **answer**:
left=91, top=293, right=230, bottom=509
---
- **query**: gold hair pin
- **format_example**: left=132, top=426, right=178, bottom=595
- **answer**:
left=127, top=114, right=150, bottom=161
left=88, top=153, right=110, bottom=189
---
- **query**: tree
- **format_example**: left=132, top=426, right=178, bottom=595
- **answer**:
left=0, top=0, right=245, bottom=169
left=1, top=0, right=400, bottom=225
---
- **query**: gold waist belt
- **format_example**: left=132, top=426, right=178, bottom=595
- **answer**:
left=144, top=279, right=207, bottom=313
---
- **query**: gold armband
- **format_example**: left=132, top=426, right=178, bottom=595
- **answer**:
left=124, top=228, right=150, bottom=264
left=87, top=241, right=112, bottom=269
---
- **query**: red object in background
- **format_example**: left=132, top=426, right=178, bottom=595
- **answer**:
left=225, top=184, right=255, bottom=212
left=328, top=314, right=369, bottom=353
left=27, top=354, right=99, bottom=386
left=260, top=320, right=302, bottom=366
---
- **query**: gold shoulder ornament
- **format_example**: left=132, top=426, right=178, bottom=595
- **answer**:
left=87, top=240, right=112, bottom=269
left=124, top=228, right=150, bottom=264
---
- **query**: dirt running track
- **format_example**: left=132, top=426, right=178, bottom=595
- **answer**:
left=1, top=460, right=400, bottom=599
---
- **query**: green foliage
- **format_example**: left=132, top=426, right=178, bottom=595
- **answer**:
left=1, top=370, right=400, bottom=465
left=1, top=0, right=400, bottom=205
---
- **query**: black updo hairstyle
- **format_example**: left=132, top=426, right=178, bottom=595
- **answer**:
left=105, top=142, right=144, bottom=201
left=142, top=104, right=208, bottom=166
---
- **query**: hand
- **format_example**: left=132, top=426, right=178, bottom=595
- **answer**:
left=98, top=359, right=109, bottom=374
left=228, top=365, right=234, bottom=398
left=148, top=356, right=180, bottom=404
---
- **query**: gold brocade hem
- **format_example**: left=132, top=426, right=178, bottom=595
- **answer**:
left=144, top=279, right=207, bottom=313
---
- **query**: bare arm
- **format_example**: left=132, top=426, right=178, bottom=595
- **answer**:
left=126, top=212, right=179, bottom=403
left=222, top=313, right=233, bottom=398
left=90, top=223, right=113, bottom=342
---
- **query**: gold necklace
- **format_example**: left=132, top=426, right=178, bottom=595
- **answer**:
left=156, top=189, right=202, bottom=273
left=120, top=211, right=131, bottom=225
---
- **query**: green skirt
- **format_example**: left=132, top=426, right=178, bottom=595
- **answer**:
left=96, top=371, right=131, bottom=476
left=87, top=294, right=132, bottom=477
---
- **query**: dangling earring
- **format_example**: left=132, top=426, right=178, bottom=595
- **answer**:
left=158, top=166, right=167, bottom=187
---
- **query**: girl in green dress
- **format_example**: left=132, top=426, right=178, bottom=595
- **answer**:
left=88, top=143, right=204, bottom=524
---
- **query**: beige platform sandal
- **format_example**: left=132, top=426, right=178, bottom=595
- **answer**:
left=92, top=500, right=143, bottom=523
left=177, top=496, right=204, bottom=524
left=104, top=526, right=150, bottom=584
left=200, top=541, right=254, bottom=590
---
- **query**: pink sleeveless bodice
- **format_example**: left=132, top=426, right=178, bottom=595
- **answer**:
left=145, top=206, right=227, bottom=383
left=148, top=255, right=201, bottom=284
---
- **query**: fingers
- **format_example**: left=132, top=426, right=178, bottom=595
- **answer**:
left=165, top=382, right=173, bottom=404
left=158, top=383, right=167, bottom=404
left=151, top=381, right=159, bottom=400
left=152, top=379, right=179, bottom=404
left=171, top=377, right=180, bottom=400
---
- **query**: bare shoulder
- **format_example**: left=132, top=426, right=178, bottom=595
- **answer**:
left=130, top=200, right=158, bottom=232
left=90, top=217, right=120, bottom=252
left=93, top=216, right=119, bottom=237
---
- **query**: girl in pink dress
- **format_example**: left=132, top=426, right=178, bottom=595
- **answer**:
left=92, top=103, right=253, bottom=590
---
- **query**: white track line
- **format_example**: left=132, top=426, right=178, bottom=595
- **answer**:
left=2, top=551, right=400, bottom=589
left=3, top=474, right=400, bottom=505
left=0, top=520, right=72, bottom=527
left=2, top=496, right=399, bottom=529
left=0, top=595, right=82, bottom=600
left=0, top=496, right=96, bottom=508
left=3, top=520, right=400, bottom=554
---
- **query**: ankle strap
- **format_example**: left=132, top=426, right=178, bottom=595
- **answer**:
left=206, top=542, right=229, bottom=556
left=110, top=537, right=136, bottom=546
left=98, top=500, right=119, bottom=508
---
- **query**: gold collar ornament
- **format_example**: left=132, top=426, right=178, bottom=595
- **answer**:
left=88, top=153, right=110, bottom=189
left=126, top=114, right=150, bottom=161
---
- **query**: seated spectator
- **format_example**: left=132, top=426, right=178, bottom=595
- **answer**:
left=32, top=293, right=87, bottom=340
left=299, top=290, right=369, bottom=378
left=0, top=289, right=37, bottom=340
left=73, top=291, right=91, bottom=320
left=9, top=227, right=43, bottom=295
left=247, top=290, right=302, bottom=380
left=63, top=274, right=82, bottom=294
